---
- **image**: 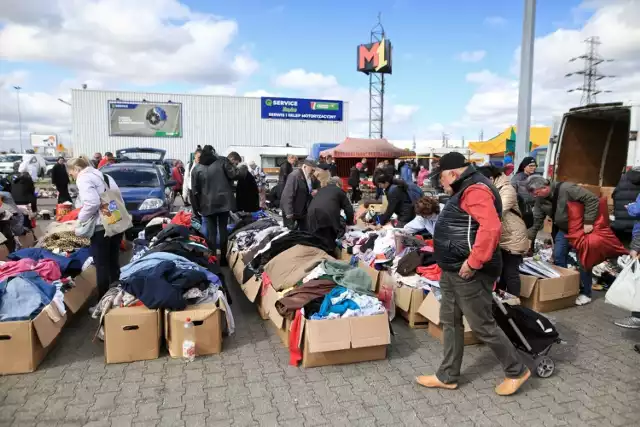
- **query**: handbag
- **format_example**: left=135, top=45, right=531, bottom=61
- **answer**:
left=99, top=174, right=133, bottom=237
left=605, top=259, right=640, bottom=312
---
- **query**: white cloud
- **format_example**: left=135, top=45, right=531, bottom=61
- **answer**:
left=484, top=16, right=507, bottom=27
left=192, top=85, right=238, bottom=96
left=243, top=89, right=279, bottom=98
left=274, top=68, right=338, bottom=90
left=452, top=0, right=640, bottom=141
left=0, top=0, right=258, bottom=86
left=456, top=50, right=486, bottom=63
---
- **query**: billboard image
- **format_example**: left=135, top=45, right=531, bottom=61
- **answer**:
left=261, top=97, right=343, bottom=121
left=357, top=37, right=392, bottom=74
left=30, top=133, right=57, bottom=148
left=108, top=101, right=182, bottom=137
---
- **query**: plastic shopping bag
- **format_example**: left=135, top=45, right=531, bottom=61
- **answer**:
left=99, top=174, right=133, bottom=237
left=605, top=259, right=640, bottom=312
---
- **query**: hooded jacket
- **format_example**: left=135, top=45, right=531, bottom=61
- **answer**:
left=493, top=173, right=530, bottom=254
left=511, top=156, right=537, bottom=206
left=76, top=167, right=119, bottom=224
left=192, top=151, right=241, bottom=216
left=527, top=181, right=600, bottom=240
left=612, top=167, right=640, bottom=235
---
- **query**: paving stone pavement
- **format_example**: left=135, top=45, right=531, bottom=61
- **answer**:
left=1, top=269, right=639, bottom=427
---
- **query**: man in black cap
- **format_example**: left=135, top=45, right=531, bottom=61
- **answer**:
left=280, top=159, right=317, bottom=230
left=416, top=152, right=530, bottom=396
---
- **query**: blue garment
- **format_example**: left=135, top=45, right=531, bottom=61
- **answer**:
left=554, top=231, right=593, bottom=298
left=120, top=251, right=220, bottom=286
left=121, top=260, right=208, bottom=310
left=8, top=247, right=90, bottom=274
left=627, top=194, right=640, bottom=237
left=316, top=286, right=360, bottom=318
left=401, top=164, right=412, bottom=183
left=0, top=272, right=56, bottom=321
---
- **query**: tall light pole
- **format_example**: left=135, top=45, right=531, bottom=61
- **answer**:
left=515, top=0, right=536, bottom=167
left=13, top=86, right=23, bottom=153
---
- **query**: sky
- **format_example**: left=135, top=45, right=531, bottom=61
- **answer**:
left=1, top=0, right=639, bottom=151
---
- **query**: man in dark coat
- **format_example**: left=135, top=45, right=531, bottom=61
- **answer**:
left=51, top=157, right=72, bottom=203
left=192, top=146, right=243, bottom=264
left=278, top=155, right=297, bottom=189
left=307, top=174, right=354, bottom=250
left=235, top=164, right=260, bottom=213
left=417, top=152, right=529, bottom=396
left=280, top=159, right=317, bottom=230
left=374, top=173, right=416, bottom=227
left=348, top=162, right=363, bottom=203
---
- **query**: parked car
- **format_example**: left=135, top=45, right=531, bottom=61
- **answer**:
left=0, top=153, right=47, bottom=178
left=103, top=148, right=175, bottom=238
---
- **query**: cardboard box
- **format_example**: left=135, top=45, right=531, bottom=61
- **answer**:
left=0, top=303, right=67, bottom=374
left=231, top=256, right=262, bottom=303
left=417, top=293, right=480, bottom=346
left=543, top=217, right=553, bottom=234
left=393, top=281, right=429, bottom=329
left=104, top=306, right=161, bottom=364
left=261, top=284, right=291, bottom=347
left=519, top=266, right=580, bottom=312
left=63, top=268, right=98, bottom=314
left=301, top=312, right=390, bottom=368
left=165, top=303, right=223, bottom=358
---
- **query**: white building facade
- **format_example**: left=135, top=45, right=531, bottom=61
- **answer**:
left=71, top=89, right=350, bottom=163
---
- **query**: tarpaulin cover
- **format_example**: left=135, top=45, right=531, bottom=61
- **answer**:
left=320, top=137, right=411, bottom=159
left=566, top=197, right=628, bottom=270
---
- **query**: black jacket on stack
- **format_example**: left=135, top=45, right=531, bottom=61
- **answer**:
left=433, top=166, right=503, bottom=278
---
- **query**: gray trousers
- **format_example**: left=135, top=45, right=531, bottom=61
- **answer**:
left=436, top=270, right=527, bottom=384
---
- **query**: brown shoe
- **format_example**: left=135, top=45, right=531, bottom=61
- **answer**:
left=495, top=369, right=531, bottom=396
left=416, top=375, right=458, bottom=390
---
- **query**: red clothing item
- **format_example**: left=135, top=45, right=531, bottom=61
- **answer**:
left=289, top=309, right=303, bottom=366
left=58, top=208, right=80, bottom=222
left=97, top=158, right=113, bottom=169
left=171, top=167, right=184, bottom=191
left=459, top=184, right=502, bottom=271
left=171, top=210, right=192, bottom=228
left=416, top=264, right=442, bottom=281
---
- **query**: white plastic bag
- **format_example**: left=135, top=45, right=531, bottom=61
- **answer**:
left=605, top=259, right=640, bottom=312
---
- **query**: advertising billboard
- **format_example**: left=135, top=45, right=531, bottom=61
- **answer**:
left=260, top=97, right=343, bottom=121
left=30, top=133, right=57, bottom=148
left=357, top=37, right=392, bottom=74
left=108, top=101, right=182, bottom=137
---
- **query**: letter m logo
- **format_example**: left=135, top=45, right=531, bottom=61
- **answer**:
left=357, top=38, right=391, bottom=74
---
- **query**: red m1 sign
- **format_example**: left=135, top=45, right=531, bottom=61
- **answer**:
left=357, top=38, right=392, bottom=74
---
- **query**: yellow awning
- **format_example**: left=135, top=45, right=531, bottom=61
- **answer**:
left=468, top=126, right=551, bottom=155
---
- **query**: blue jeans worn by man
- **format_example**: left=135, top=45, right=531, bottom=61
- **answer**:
left=553, top=230, right=593, bottom=305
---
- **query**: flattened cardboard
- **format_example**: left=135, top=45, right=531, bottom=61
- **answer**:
left=393, top=283, right=429, bottom=328
left=520, top=266, right=580, bottom=312
left=302, top=313, right=390, bottom=368
left=104, top=306, right=161, bottom=364
left=0, top=303, right=66, bottom=374
left=80, top=266, right=97, bottom=289
left=165, top=303, right=222, bottom=358
left=263, top=285, right=286, bottom=329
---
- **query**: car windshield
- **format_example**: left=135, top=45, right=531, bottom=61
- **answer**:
left=104, top=168, right=160, bottom=187
left=0, top=155, right=22, bottom=163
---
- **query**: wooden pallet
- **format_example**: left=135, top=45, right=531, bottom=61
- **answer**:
left=396, top=307, right=429, bottom=329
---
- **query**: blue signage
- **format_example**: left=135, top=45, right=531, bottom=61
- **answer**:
left=260, top=97, right=343, bottom=121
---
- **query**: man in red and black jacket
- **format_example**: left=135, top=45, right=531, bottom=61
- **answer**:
left=416, top=152, right=530, bottom=396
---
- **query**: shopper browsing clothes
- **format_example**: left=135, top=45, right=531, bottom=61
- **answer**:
left=478, top=165, right=530, bottom=295
left=306, top=171, right=354, bottom=251
left=280, top=159, right=317, bottom=231
left=402, top=196, right=440, bottom=236
left=51, top=156, right=72, bottom=203
left=525, top=175, right=599, bottom=306
left=511, top=156, right=538, bottom=228
left=183, top=147, right=202, bottom=206
left=68, top=157, right=123, bottom=298
left=192, top=146, right=243, bottom=265
left=348, top=162, right=364, bottom=203
left=416, top=152, right=530, bottom=396
left=374, top=173, right=416, bottom=227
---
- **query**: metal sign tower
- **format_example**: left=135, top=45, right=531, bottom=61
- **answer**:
left=565, top=36, right=614, bottom=105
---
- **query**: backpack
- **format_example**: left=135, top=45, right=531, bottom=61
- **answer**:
left=406, top=182, right=424, bottom=203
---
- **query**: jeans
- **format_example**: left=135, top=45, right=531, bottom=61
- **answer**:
left=90, top=229, right=123, bottom=298
left=436, top=270, right=527, bottom=384
left=498, top=250, right=522, bottom=296
left=206, top=212, right=229, bottom=262
left=553, top=231, right=593, bottom=297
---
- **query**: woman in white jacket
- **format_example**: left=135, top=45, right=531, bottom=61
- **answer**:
left=182, top=148, right=202, bottom=205
left=68, top=157, right=123, bottom=298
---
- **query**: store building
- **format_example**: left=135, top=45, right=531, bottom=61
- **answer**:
left=71, top=89, right=349, bottom=164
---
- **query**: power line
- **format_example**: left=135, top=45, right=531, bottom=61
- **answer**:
left=565, top=36, right=614, bottom=105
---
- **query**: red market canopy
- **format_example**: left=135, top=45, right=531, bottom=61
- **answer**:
left=320, top=137, right=411, bottom=159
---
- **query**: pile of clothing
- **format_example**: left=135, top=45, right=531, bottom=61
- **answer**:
left=92, top=213, right=234, bottom=339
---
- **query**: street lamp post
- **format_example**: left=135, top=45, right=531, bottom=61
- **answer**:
left=13, top=86, right=23, bottom=153
left=515, top=0, right=536, bottom=167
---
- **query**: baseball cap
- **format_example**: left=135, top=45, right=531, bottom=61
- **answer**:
left=428, top=152, right=470, bottom=179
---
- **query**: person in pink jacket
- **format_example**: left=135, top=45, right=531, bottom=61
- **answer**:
left=417, top=165, right=429, bottom=187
